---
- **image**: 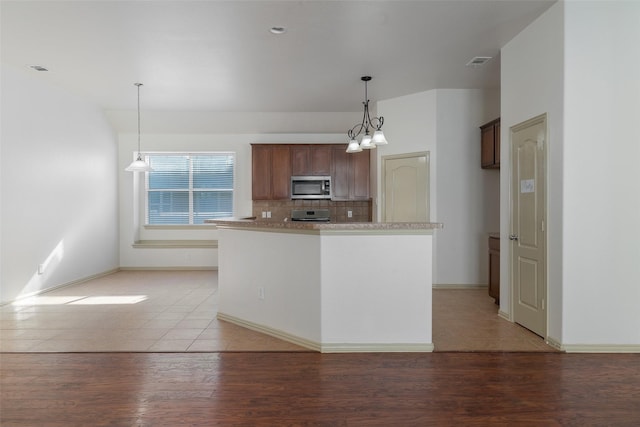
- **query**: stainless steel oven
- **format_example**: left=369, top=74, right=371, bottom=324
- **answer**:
left=291, top=176, right=331, bottom=199
left=290, top=209, right=330, bottom=222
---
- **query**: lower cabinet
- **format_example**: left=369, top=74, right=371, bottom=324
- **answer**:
left=488, top=235, right=500, bottom=304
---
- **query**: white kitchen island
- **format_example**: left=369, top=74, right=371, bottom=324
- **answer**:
left=208, top=219, right=442, bottom=353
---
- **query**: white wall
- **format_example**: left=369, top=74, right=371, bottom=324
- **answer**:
left=118, top=132, right=347, bottom=268
left=502, top=0, right=640, bottom=349
left=376, top=89, right=496, bottom=285
left=0, top=65, right=119, bottom=304
left=501, top=2, right=565, bottom=341
left=562, top=0, right=640, bottom=346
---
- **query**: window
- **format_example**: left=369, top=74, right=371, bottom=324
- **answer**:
left=145, top=153, right=234, bottom=225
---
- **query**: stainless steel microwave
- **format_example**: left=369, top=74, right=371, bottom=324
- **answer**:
left=291, top=176, right=331, bottom=199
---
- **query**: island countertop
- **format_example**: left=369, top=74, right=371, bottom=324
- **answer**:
left=205, top=218, right=443, bottom=232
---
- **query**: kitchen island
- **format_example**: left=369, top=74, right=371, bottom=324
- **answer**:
left=207, top=219, right=442, bottom=353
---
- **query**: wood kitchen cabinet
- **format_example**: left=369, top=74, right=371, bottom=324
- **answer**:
left=481, top=118, right=500, bottom=169
left=252, top=143, right=369, bottom=201
left=251, top=144, right=291, bottom=200
left=331, top=147, right=370, bottom=200
left=291, top=145, right=331, bottom=176
left=488, top=235, right=500, bottom=304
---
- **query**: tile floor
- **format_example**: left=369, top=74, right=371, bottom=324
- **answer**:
left=0, top=270, right=308, bottom=353
left=433, top=288, right=557, bottom=352
left=0, top=270, right=556, bottom=353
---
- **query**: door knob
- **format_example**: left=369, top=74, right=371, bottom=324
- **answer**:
left=509, top=234, right=519, bottom=241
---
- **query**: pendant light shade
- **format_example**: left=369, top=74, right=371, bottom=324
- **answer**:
left=345, top=76, right=388, bottom=153
left=125, top=83, right=153, bottom=172
left=346, top=138, right=363, bottom=153
left=125, top=154, right=152, bottom=172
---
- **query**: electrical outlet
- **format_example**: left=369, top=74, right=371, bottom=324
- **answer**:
left=258, top=287, right=265, bottom=300
left=262, top=211, right=267, bottom=218
left=266, top=211, right=271, bottom=218
left=347, top=210, right=353, bottom=218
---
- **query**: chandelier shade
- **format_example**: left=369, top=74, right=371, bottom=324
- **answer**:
left=125, top=82, right=153, bottom=172
left=345, top=76, right=387, bottom=153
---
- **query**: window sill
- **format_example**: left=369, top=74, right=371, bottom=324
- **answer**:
left=132, top=240, right=218, bottom=249
left=144, top=225, right=217, bottom=230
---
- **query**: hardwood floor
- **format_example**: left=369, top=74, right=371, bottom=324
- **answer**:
left=2, top=352, right=640, bottom=425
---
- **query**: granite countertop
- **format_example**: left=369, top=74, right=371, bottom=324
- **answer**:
left=205, top=217, right=443, bottom=231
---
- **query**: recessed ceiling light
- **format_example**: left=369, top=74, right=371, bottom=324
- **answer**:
left=269, top=26, right=286, bottom=35
left=29, top=65, right=49, bottom=72
left=465, top=57, right=492, bottom=68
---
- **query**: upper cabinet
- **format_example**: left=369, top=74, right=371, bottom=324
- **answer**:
left=251, top=144, right=291, bottom=200
left=252, top=144, right=370, bottom=201
left=291, top=145, right=332, bottom=176
left=331, top=147, right=370, bottom=201
left=480, top=118, right=501, bottom=169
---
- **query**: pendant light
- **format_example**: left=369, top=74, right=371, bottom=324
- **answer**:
left=346, top=76, right=388, bottom=153
left=125, top=83, right=153, bottom=172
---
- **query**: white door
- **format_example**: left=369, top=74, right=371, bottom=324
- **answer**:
left=510, top=115, right=547, bottom=337
left=382, top=152, right=429, bottom=222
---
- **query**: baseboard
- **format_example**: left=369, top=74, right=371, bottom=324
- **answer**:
left=546, top=336, right=563, bottom=351
left=3, top=267, right=120, bottom=306
left=561, top=344, right=640, bottom=353
left=320, top=343, right=434, bottom=353
left=217, top=312, right=320, bottom=352
left=498, top=310, right=511, bottom=321
left=119, top=266, right=218, bottom=271
left=432, top=284, right=488, bottom=289
left=217, top=312, right=434, bottom=353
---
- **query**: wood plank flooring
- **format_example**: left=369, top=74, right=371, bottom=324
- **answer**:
left=2, top=352, right=640, bottom=425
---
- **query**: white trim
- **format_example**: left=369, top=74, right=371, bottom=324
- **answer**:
left=561, top=344, right=640, bottom=353
left=119, top=266, right=217, bottom=271
left=320, top=343, right=434, bottom=353
left=3, top=268, right=119, bottom=307
left=217, top=312, right=434, bottom=353
left=217, top=312, right=320, bottom=352
left=498, top=309, right=511, bottom=321
left=131, top=240, right=218, bottom=249
left=432, top=284, right=487, bottom=289
left=546, top=336, right=563, bottom=351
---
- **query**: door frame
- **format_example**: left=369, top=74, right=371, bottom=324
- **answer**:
left=508, top=113, right=548, bottom=338
left=381, top=151, right=430, bottom=222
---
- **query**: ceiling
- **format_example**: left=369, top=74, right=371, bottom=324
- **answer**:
left=1, top=0, right=555, bottom=114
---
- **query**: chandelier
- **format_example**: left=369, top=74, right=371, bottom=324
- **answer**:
left=346, top=76, right=388, bottom=153
left=125, top=83, right=153, bottom=172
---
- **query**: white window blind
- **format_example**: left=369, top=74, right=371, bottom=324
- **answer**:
left=145, top=153, right=234, bottom=225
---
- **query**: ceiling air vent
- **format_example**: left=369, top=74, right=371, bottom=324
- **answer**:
left=465, top=56, right=492, bottom=68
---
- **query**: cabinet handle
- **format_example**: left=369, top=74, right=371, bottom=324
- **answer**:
left=509, top=234, right=519, bottom=241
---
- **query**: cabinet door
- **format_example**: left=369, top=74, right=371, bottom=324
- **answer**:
left=481, top=125, right=495, bottom=168
left=488, top=237, right=500, bottom=304
left=494, top=122, right=501, bottom=167
left=331, top=147, right=350, bottom=200
left=252, top=145, right=272, bottom=200
left=310, top=146, right=331, bottom=175
left=351, top=150, right=370, bottom=200
left=271, top=146, right=291, bottom=199
left=291, top=146, right=309, bottom=176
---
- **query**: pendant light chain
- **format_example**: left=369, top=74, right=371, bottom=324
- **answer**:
left=136, top=82, right=142, bottom=155
left=125, top=82, right=153, bottom=172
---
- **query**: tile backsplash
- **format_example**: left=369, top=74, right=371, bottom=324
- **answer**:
left=253, top=200, right=372, bottom=223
